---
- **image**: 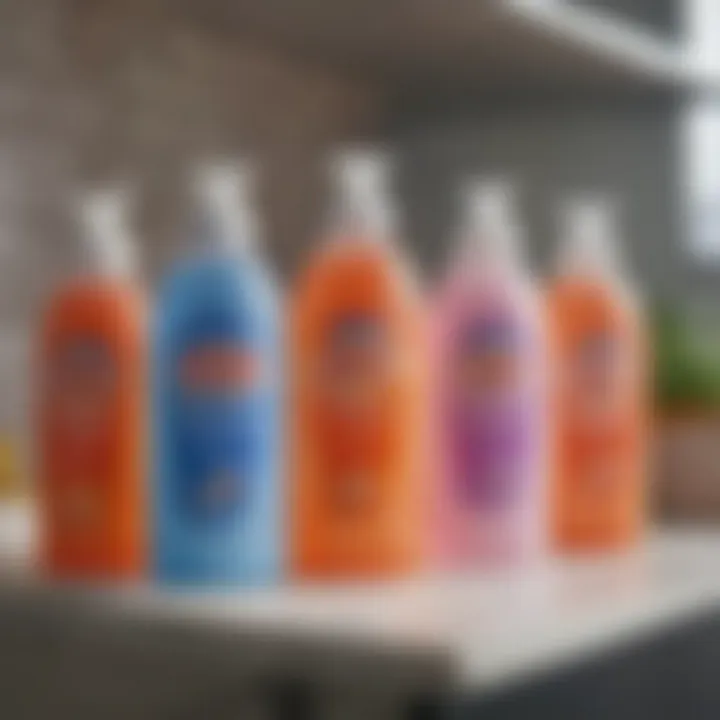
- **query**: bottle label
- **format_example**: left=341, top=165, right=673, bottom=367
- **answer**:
left=448, top=310, right=533, bottom=508
left=46, top=337, right=117, bottom=533
left=315, top=312, right=392, bottom=515
left=566, top=328, right=630, bottom=497
left=570, top=331, right=625, bottom=431
left=171, top=306, right=265, bottom=525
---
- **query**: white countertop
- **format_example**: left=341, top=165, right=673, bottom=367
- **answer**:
left=1, top=504, right=719, bottom=696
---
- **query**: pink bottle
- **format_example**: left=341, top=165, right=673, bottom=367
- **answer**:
left=433, top=181, right=547, bottom=567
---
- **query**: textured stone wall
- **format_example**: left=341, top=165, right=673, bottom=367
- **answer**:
left=0, top=0, right=379, bottom=317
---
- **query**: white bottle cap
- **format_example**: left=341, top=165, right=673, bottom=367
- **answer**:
left=557, top=195, right=623, bottom=278
left=79, top=187, right=138, bottom=278
left=459, top=178, right=524, bottom=270
left=330, top=150, right=396, bottom=241
left=193, top=160, right=258, bottom=252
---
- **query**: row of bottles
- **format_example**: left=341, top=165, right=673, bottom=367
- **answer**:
left=37, top=152, right=646, bottom=585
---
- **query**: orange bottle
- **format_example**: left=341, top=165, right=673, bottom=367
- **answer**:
left=548, top=198, right=646, bottom=552
left=38, top=190, right=146, bottom=579
left=291, top=153, right=425, bottom=578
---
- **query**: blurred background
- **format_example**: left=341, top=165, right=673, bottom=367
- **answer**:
left=0, top=0, right=715, bottom=522
left=0, top=3, right=718, bottom=719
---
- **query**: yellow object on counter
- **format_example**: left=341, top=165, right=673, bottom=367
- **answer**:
left=0, top=435, right=23, bottom=499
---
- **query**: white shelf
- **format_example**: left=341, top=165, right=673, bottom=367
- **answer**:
left=199, top=0, right=700, bottom=97
left=2, top=504, right=720, bottom=696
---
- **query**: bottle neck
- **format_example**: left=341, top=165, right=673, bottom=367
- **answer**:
left=329, top=151, right=396, bottom=245
left=557, top=197, right=624, bottom=281
left=455, top=179, right=524, bottom=278
left=192, top=161, right=257, bottom=256
left=195, top=209, right=243, bottom=254
left=79, top=190, right=137, bottom=280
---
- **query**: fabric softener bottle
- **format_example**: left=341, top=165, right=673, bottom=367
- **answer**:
left=291, top=152, right=426, bottom=579
left=434, top=181, right=547, bottom=566
left=154, top=162, right=281, bottom=586
left=548, top=198, right=646, bottom=552
left=39, top=189, right=146, bottom=580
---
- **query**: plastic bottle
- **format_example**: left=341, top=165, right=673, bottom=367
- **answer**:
left=154, top=161, right=281, bottom=586
left=38, top=188, right=146, bottom=580
left=548, top=197, right=646, bottom=552
left=291, top=151, right=426, bottom=579
left=433, top=180, right=547, bottom=566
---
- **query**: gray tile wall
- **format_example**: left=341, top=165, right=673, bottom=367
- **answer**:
left=394, top=104, right=683, bottom=301
left=0, top=0, right=381, bottom=317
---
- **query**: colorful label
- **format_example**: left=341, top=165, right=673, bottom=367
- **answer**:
left=47, top=337, right=117, bottom=532
left=566, top=328, right=629, bottom=494
left=171, top=305, right=264, bottom=525
left=569, top=331, right=625, bottom=431
left=448, top=310, right=533, bottom=507
left=315, top=312, right=392, bottom=514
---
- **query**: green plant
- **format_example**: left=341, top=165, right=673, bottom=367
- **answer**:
left=653, top=305, right=720, bottom=412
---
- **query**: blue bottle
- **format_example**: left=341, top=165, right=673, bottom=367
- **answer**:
left=154, top=162, right=282, bottom=586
